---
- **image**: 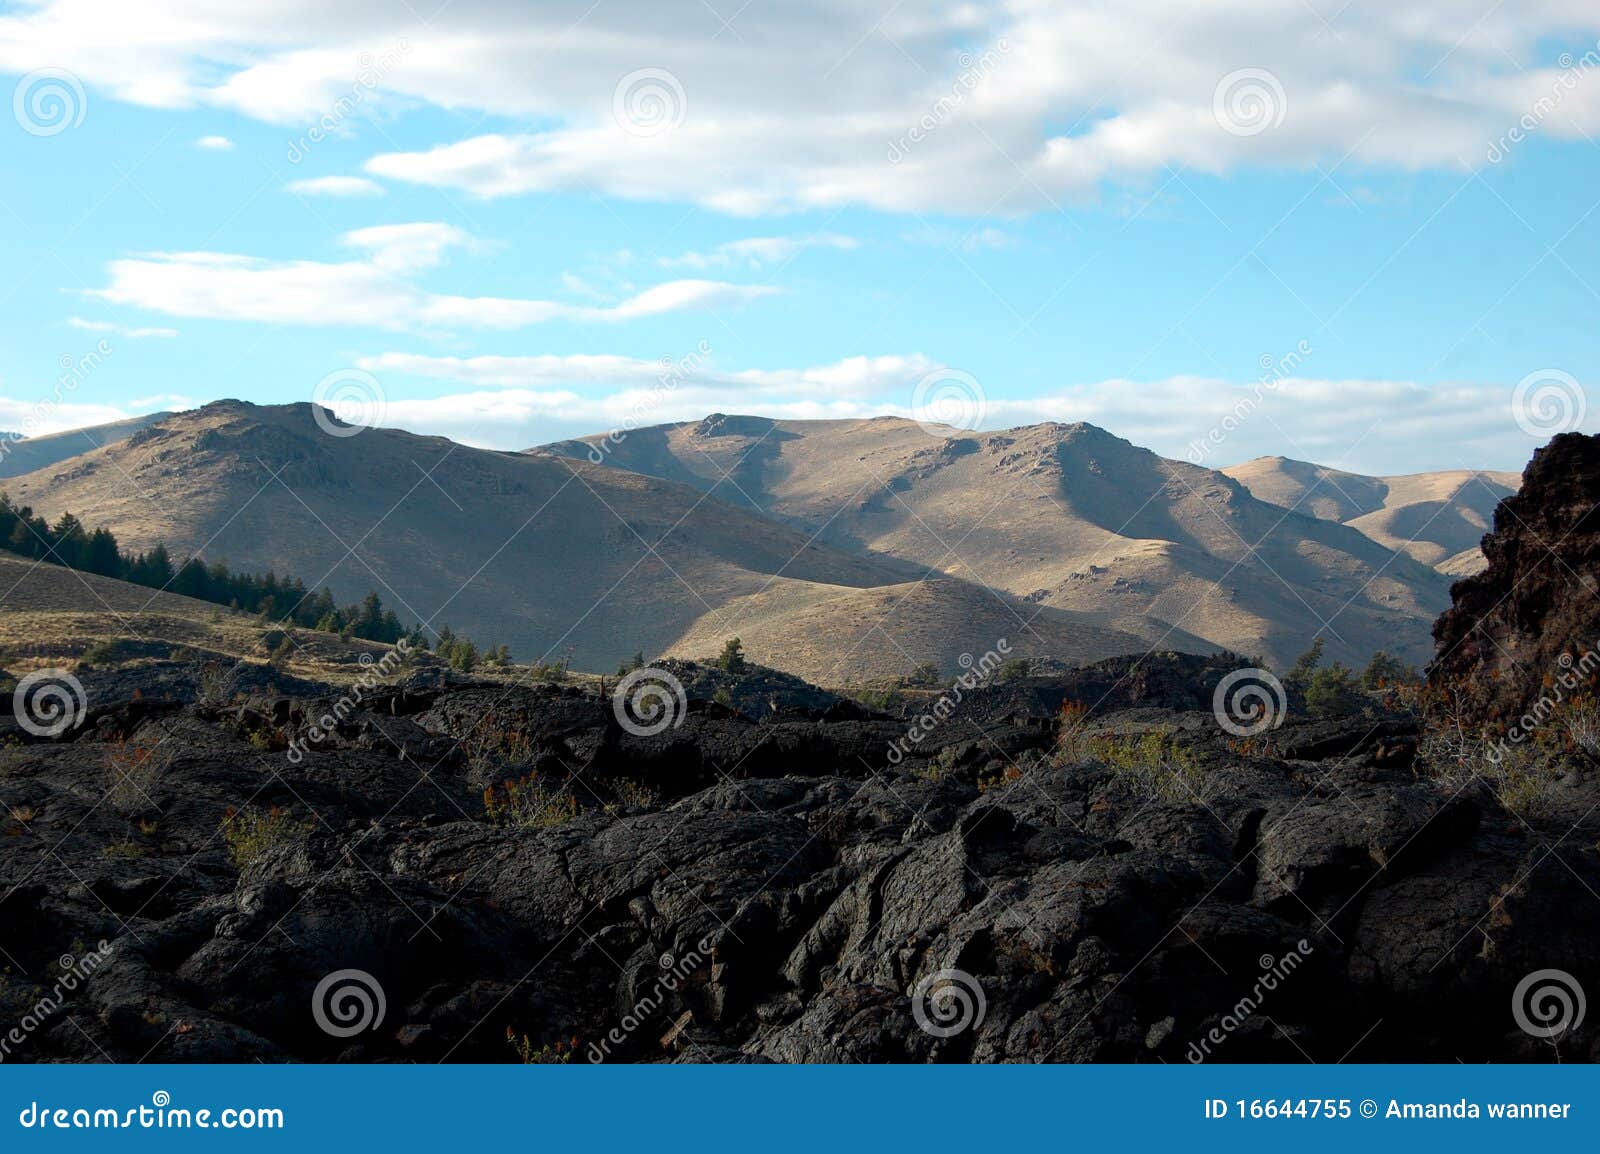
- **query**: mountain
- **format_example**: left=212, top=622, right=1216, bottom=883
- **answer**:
left=0, top=412, right=170, bottom=478
left=1, top=401, right=1205, bottom=681
left=1221, top=456, right=1520, bottom=577
left=539, top=414, right=1453, bottom=668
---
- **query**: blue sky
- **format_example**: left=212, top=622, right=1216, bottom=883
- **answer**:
left=1, top=1, right=1598, bottom=473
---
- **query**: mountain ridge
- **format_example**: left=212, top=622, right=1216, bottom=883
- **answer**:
left=1, top=400, right=1213, bottom=681
left=1221, top=454, right=1520, bottom=576
left=535, top=412, right=1454, bottom=668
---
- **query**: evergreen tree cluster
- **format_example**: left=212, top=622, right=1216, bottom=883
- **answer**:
left=0, top=493, right=500, bottom=657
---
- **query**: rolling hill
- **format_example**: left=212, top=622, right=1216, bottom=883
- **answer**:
left=539, top=414, right=1455, bottom=668
left=0, top=401, right=1204, bottom=682
left=1220, top=456, right=1520, bottom=576
left=0, top=549, right=395, bottom=682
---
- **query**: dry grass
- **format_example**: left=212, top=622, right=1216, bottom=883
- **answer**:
left=104, top=741, right=167, bottom=815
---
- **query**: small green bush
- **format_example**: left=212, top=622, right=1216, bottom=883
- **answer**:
left=79, top=639, right=128, bottom=668
left=1087, top=727, right=1210, bottom=803
left=220, top=806, right=313, bottom=868
left=1305, top=663, right=1364, bottom=717
left=716, top=637, right=747, bottom=674
left=483, top=775, right=580, bottom=828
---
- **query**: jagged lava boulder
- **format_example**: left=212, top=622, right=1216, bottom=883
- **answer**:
left=1431, top=431, right=1600, bottom=718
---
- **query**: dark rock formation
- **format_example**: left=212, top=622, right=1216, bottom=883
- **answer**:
left=1431, top=431, right=1600, bottom=719
left=3, top=644, right=1596, bottom=1064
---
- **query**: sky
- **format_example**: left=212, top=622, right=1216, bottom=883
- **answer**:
left=0, top=0, right=1598, bottom=474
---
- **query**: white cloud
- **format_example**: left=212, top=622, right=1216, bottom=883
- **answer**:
left=287, top=175, right=385, bottom=197
left=342, top=358, right=1562, bottom=472
left=0, top=392, right=182, bottom=438
left=195, top=134, right=234, bottom=150
left=0, top=3, right=1593, bottom=214
left=67, top=316, right=179, bottom=339
left=980, top=375, right=1559, bottom=475
left=126, top=393, right=194, bottom=409
left=359, top=350, right=937, bottom=397
left=85, top=223, right=777, bottom=331
left=660, top=233, right=858, bottom=269
left=341, top=221, right=470, bottom=271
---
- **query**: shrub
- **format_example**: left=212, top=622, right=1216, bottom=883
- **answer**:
left=716, top=637, right=747, bottom=674
left=996, top=659, right=1030, bottom=683
left=79, top=639, right=128, bottom=668
left=267, top=634, right=296, bottom=669
left=220, top=806, right=313, bottom=869
left=611, top=778, right=659, bottom=810
left=851, top=686, right=902, bottom=712
left=102, top=839, right=153, bottom=859
left=529, top=656, right=568, bottom=683
left=1415, top=683, right=1564, bottom=822
left=906, top=662, right=944, bottom=688
left=1286, top=637, right=1326, bottom=693
left=1304, top=663, right=1364, bottom=717
left=1562, top=693, right=1600, bottom=759
left=443, top=639, right=478, bottom=673
left=506, top=1028, right=577, bottom=1063
left=1361, top=650, right=1417, bottom=689
left=1054, top=700, right=1092, bottom=762
left=195, top=660, right=239, bottom=708
left=913, top=745, right=963, bottom=783
left=976, top=762, right=1025, bottom=792
left=1491, top=747, right=1563, bottom=821
left=1086, top=727, right=1210, bottom=803
left=104, top=741, right=166, bottom=814
left=460, top=716, right=537, bottom=778
left=483, top=774, right=580, bottom=828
